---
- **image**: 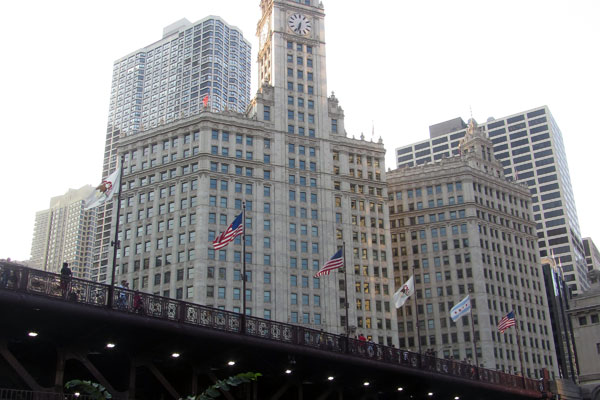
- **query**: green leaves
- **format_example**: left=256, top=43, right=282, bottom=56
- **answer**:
left=65, top=379, right=112, bottom=399
left=185, top=372, right=261, bottom=400
left=65, top=372, right=261, bottom=400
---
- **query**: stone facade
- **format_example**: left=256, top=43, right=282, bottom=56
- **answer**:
left=568, top=271, right=600, bottom=400
left=395, top=108, right=589, bottom=296
left=112, top=0, right=398, bottom=344
left=93, top=16, right=253, bottom=283
left=388, top=121, right=558, bottom=378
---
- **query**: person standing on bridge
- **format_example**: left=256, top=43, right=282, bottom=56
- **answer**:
left=0, top=265, right=10, bottom=288
left=60, top=262, right=72, bottom=298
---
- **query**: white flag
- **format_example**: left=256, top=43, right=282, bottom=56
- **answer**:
left=450, top=295, right=471, bottom=322
left=393, top=276, right=414, bottom=308
left=84, top=168, right=121, bottom=210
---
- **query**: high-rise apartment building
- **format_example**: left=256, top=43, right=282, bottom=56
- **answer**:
left=388, top=121, right=557, bottom=378
left=395, top=107, right=589, bottom=295
left=30, top=186, right=96, bottom=279
left=92, top=16, right=252, bottom=283
left=583, top=237, right=600, bottom=273
left=111, top=0, right=398, bottom=344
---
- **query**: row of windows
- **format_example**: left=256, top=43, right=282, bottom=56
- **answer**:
left=286, top=81, right=314, bottom=94
left=288, top=159, right=317, bottom=171
left=287, top=54, right=314, bottom=68
left=577, top=313, right=600, bottom=326
left=390, top=196, right=464, bottom=214
left=288, top=175, right=318, bottom=187
left=287, top=125, right=316, bottom=136
left=332, top=152, right=381, bottom=167
left=287, top=68, right=314, bottom=82
left=394, top=210, right=467, bottom=227
left=393, top=224, right=468, bottom=242
left=127, top=131, right=200, bottom=161
left=286, top=40, right=314, bottom=54
left=210, top=130, right=257, bottom=146
left=208, top=179, right=271, bottom=196
left=333, top=166, right=382, bottom=181
left=123, top=162, right=200, bottom=188
left=354, top=281, right=391, bottom=295
left=354, top=298, right=392, bottom=313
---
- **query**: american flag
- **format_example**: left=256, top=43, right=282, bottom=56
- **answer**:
left=212, top=213, right=243, bottom=250
left=497, top=311, right=516, bottom=333
left=314, top=249, right=344, bottom=277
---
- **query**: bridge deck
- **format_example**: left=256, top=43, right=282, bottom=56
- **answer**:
left=0, top=262, right=550, bottom=399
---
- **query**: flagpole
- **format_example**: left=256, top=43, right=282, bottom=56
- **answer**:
left=514, top=312, right=526, bottom=385
left=341, top=242, right=350, bottom=354
left=412, top=265, right=421, bottom=356
left=469, top=304, right=480, bottom=374
left=108, top=154, right=124, bottom=308
left=342, top=242, right=349, bottom=337
left=241, top=201, right=247, bottom=334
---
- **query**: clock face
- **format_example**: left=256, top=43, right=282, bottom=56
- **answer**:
left=288, top=13, right=312, bottom=36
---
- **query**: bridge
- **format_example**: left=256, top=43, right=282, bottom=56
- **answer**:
left=0, top=262, right=551, bottom=399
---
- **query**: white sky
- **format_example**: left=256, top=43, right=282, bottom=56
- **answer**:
left=1, top=0, right=599, bottom=261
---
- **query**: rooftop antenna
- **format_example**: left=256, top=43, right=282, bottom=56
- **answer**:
left=371, top=120, right=374, bottom=140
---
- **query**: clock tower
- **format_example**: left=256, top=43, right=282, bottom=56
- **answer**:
left=257, top=0, right=332, bottom=137
left=252, top=1, right=396, bottom=344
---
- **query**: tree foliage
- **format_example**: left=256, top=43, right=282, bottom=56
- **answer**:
left=183, top=372, right=261, bottom=400
left=65, top=379, right=112, bottom=399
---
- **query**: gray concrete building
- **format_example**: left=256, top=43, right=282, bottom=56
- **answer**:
left=395, top=107, right=589, bottom=295
left=92, top=16, right=253, bottom=283
left=568, top=270, right=600, bottom=400
left=30, top=186, right=96, bottom=279
left=583, top=238, right=600, bottom=273
left=111, top=0, right=398, bottom=344
left=388, top=121, right=557, bottom=378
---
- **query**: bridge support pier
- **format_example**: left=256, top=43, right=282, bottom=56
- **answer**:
left=54, top=348, right=65, bottom=393
left=128, top=358, right=136, bottom=400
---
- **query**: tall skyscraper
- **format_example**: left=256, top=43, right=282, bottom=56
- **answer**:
left=388, top=121, right=557, bottom=378
left=30, top=186, right=96, bottom=279
left=111, top=0, right=398, bottom=344
left=394, top=107, right=589, bottom=295
left=92, top=16, right=252, bottom=283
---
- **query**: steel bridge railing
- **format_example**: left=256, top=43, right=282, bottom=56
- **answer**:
left=0, top=388, right=94, bottom=400
left=0, top=262, right=546, bottom=395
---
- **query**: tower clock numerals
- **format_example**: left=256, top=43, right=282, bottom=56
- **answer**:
left=288, top=13, right=312, bottom=36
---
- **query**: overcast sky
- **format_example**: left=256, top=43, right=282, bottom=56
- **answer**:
left=1, top=0, right=599, bottom=261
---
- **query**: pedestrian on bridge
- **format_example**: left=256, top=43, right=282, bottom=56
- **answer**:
left=60, top=262, right=72, bottom=298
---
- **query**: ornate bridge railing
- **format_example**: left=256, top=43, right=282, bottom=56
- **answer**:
left=0, top=388, right=94, bottom=400
left=0, top=262, right=546, bottom=395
